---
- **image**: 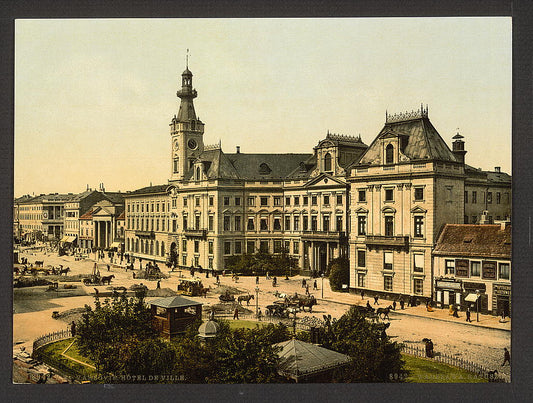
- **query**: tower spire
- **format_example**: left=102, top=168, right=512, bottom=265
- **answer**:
left=186, top=48, right=189, bottom=69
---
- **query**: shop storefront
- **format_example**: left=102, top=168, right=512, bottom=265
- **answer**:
left=434, top=278, right=462, bottom=308
left=493, top=283, right=511, bottom=317
left=463, top=282, right=488, bottom=313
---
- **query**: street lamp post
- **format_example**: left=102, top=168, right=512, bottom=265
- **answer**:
left=321, top=274, right=325, bottom=299
left=476, top=289, right=480, bottom=322
left=255, top=286, right=260, bottom=318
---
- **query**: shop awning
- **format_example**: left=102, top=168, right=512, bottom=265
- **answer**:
left=464, top=293, right=480, bottom=303
left=110, top=242, right=122, bottom=248
left=60, top=236, right=69, bottom=242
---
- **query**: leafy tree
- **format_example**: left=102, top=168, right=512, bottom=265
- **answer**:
left=225, top=252, right=298, bottom=277
left=311, top=307, right=404, bottom=382
left=328, top=257, right=350, bottom=291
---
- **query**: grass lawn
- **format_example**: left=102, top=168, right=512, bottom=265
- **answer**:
left=402, top=354, right=487, bottom=383
left=62, top=339, right=96, bottom=367
left=228, top=320, right=267, bottom=330
left=37, top=338, right=96, bottom=379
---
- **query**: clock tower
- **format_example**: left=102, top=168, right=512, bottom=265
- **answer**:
left=169, top=65, right=205, bottom=181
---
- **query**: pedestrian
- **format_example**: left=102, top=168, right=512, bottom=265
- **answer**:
left=157, top=280, right=161, bottom=289
left=305, top=285, right=310, bottom=295
left=452, top=305, right=459, bottom=318
left=256, top=276, right=259, bottom=285
left=70, top=321, right=76, bottom=337
left=502, top=348, right=510, bottom=366
left=216, top=274, right=220, bottom=284
left=107, top=264, right=110, bottom=272
left=313, top=280, right=318, bottom=290
left=361, top=290, right=365, bottom=300
left=302, top=279, right=306, bottom=288
left=233, top=307, right=239, bottom=320
left=374, top=295, right=379, bottom=305
left=392, top=301, right=397, bottom=310
left=257, top=307, right=262, bottom=321
left=466, top=307, right=472, bottom=322
left=366, top=301, right=373, bottom=310
left=133, top=272, right=136, bottom=279
left=266, top=271, right=270, bottom=280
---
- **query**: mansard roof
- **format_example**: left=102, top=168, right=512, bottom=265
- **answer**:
left=434, top=224, right=511, bottom=259
left=357, top=113, right=458, bottom=165
left=125, top=184, right=169, bottom=196
left=227, top=153, right=312, bottom=180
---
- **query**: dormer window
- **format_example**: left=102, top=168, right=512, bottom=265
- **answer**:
left=386, top=144, right=394, bottom=164
left=324, top=152, right=332, bottom=172
left=259, top=163, right=272, bottom=175
left=195, top=167, right=200, bottom=181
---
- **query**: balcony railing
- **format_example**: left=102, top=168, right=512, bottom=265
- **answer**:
left=301, top=230, right=347, bottom=240
left=365, top=235, right=409, bottom=248
left=184, top=228, right=207, bottom=238
left=135, top=230, right=155, bottom=238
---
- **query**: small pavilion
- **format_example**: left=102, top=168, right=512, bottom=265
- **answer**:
left=274, top=339, right=352, bottom=383
left=150, top=296, right=202, bottom=339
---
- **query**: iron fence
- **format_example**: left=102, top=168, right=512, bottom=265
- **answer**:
left=32, top=329, right=72, bottom=353
left=401, top=343, right=508, bottom=382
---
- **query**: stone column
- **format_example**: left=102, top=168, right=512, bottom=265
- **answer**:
left=310, top=242, right=315, bottom=272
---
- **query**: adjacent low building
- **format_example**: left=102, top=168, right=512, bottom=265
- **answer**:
left=433, top=222, right=511, bottom=315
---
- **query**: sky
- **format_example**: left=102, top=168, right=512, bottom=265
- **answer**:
left=14, top=18, right=512, bottom=197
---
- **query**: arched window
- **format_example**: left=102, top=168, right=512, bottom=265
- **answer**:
left=150, top=240, right=154, bottom=255
left=196, top=167, right=200, bottom=181
left=324, top=153, right=332, bottom=171
left=161, top=241, right=165, bottom=257
left=386, top=144, right=394, bottom=164
left=135, top=239, right=139, bottom=253
left=126, top=238, right=130, bottom=252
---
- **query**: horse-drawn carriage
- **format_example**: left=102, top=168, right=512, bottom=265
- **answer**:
left=177, top=278, right=205, bottom=297
left=219, top=290, right=235, bottom=303
left=83, top=274, right=101, bottom=285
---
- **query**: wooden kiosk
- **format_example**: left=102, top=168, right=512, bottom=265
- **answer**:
left=151, top=296, right=202, bottom=339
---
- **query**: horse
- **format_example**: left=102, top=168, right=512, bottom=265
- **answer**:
left=101, top=275, right=115, bottom=285
left=219, top=292, right=235, bottom=302
left=199, top=287, right=211, bottom=298
left=34, top=260, right=44, bottom=267
left=376, top=305, right=393, bottom=320
left=59, top=267, right=70, bottom=276
left=298, top=296, right=317, bottom=312
left=237, top=294, right=255, bottom=306
left=274, top=291, right=288, bottom=299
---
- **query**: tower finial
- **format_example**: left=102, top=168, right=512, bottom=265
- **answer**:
left=186, top=48, right=189, bottom=68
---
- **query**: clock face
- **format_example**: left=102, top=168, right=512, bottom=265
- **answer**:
left=187, top=139, right=198, bottom=150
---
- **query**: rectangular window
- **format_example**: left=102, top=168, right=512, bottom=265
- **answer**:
left=455, top=259, right=469, bottom=277
left=274, top=197, right=281, bottom=206
left=183, top=197, right=188, bottom=207
left=260, top=218, right=268, bottom=231
left=156, top=203, right=159, bottom=212
left=294, top=216, right=300, bottom=231
left=311, top=216, right=318, bottom=231
left=414, top=279, right=423, bottom=295
left=194, top=240, right=199, bottom=253
left=482, top=261, right=497, bottom=279
left=414, top=187, right=424, bottom=201
left=487, top=192, right=492, bottom=204
left=358, top=190, right=366, bottom=202
left=384, top=252, right=393, bottom=271
left=209, top=195, right=214, bottom=206
left=284, top=241, right=290, bottom=253
left=162, top=219, right=165, bottom=231
left=303, top=215, right=308, bottom=231
left=259, top=241, right=269, bottom=253
left=182, top=240, right=187, bottom=252
left=464, top=191, right=468, bottom=204
left=498, top=263, right=510, bottom=280
left=496, top=192, right=501, bottom=204
left=472, top=191, right=477, bottom=203
left=357, top=250, right=366, bottom=267
left=294, top=196, right=300, bottom=206
left=235, top=216, right=241, bottom=231
left=293, top=241, right=299, bottom=254
left=385, top=216, right=394, bottom=236
left=223, top=196, right=230, bottom=206
left=303, top=196, right=308, bottom=205
left=337, top=194, right=343, bottom=205
left=445, top=260, right=455, bottom=275
left=471, top=261, right=481, bottom=277
left=247, top=241, right=255, bottom=254
left=223, top=215, right=231, bottom=231
left=247, top=218, right=255, bottom=231
left=182, top=255, right=187, bottom=265
left=385, top=188, right=394, bottom=201
left=274, top=240, right=282, bottom=253
left=323, top=215, right=330, bottom=231
left=285, top=216, right=291, bottom=231
left=414, top=216, right=424, bottom=238
left=323, top=195, right=330, bottom=205
left=235, top=241, right=242, bottom=254
left=224, top=242, right=231, bottom=255
left=195, top=197, right=200, bottom=207
left=311, top=196, right=317, bottom=205
left=336, top=216, right=343, bottom=232
left=358, top=273, right=365, bottom=288
left=235, top=197, right=241, bottom=206
left=208, top=215, right=214, bottom=231
left=172, top=198, right=177, bottom=208
left=208, top=241, right=213, bottom=254
left=285, top=197, right=291, bottom=206
left=358, top=216, right=366, bottom=235
left=195, top=215, right=200, bottom=229
left=273, top=218, right=282, bottom=231
left=183, top=216, right=188, bottom=230
left=260, top=197, right=268, bottom=206
left=384, top=276, right=393, bottom=291
left=208, top=257, right=213, bottom=269
left=413, top=254, right=424, bottom=272
left=172, top=220, right=177, bottom=233
left=248, top=197, right=255, bottom=206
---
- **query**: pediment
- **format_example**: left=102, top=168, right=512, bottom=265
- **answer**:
left=381, top=206, right=396, bottom=213
left=304, top=173, right=346, bottom=188
left=411, top=206, right=427, bottom=214
left=355, top=207, right=369, bottom=213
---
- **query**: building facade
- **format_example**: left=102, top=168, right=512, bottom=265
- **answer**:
left=433, top=223, right=511, bottom=316
left=124, top=66, right=367, bottom=271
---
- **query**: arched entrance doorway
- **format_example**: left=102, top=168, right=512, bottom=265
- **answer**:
left=169, top=242, right=178, bottom=268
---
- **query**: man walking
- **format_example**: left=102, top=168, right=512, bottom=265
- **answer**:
left=502, top=348, right=510, bottom=366
left=256, top=276, right=259, bottom=285
left=466, top=307, right=472, bottom=322
left=233, top=307, right=239, bottom=320
left=313, top=280, right=318, bottom=290
left=374, top=295, right=379, bottom=305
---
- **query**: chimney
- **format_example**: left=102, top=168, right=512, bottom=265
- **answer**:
left=495, top=167, right=501, bottom=173
left=236, top=146, right=240, bottom=154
